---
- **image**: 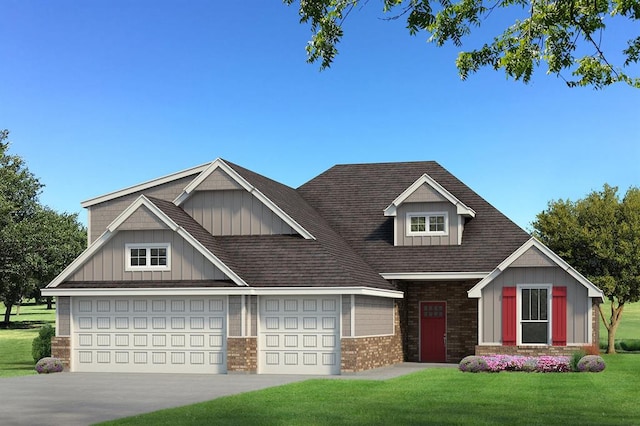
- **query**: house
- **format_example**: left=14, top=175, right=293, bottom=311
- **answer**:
left=42, top=159, right=604, bottom=374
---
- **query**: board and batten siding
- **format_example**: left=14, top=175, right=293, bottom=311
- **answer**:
left=354, top=295, right=394, bottom=337
left=57, top=296, right=71, bottom=336
left=88, top=175, right=197, bottom=243
left=396, top=202, right=460, bottom=246
left=480, top=266, right=589, bottom=344
left=182, top=190, right=296, bottom=237
left=68, top=230, right=228, bottom=282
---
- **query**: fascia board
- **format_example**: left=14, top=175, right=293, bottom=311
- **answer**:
left=381, top=272, right=490, bottom=281
left=41, top=286, right=405, bottom=298
left=174, top=159, right=315, bottom=240
left=467, top=238, right=605, bottom=300
left=81, top=163, right=209, bottom=208
left=383, top=173, right=475, bottom=218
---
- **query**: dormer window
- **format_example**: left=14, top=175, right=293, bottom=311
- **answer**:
left=406, top=212, right=448, bottom=236
left=126, top=243, right=171, bottom=271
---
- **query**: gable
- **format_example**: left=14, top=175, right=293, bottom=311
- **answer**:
left=117, top=205, right=170, bottom=231
left=510, top=246, right=556, bottom=268
left=404, top=183, right=448, bottom=203
left=195, top=168, right=244, bottom=191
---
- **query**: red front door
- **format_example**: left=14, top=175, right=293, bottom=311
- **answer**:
left=420, top=301, right=446, bottom=362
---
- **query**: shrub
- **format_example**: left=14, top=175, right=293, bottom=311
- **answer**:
left=32, top=324, right=55, bottom=362
left=35, top=357, right=64, bottom=374
left=570, top=350, right=586, bottom=372
left=619, top=339, right=640, bottom=352
left=537, top=356, right=571, bottom=372
left=459, top=356, right=488, bottom=372
left=577, top=355, right=606, bottom=372
left=581, top=344, right=601, bottom=355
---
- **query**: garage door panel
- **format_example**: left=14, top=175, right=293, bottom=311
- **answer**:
left=72, top=297, right=226, bottom=374
left=259, top=296, right=340, bottom=375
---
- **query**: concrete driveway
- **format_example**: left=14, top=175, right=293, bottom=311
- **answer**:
left=0, top=363, right=442, bottom=425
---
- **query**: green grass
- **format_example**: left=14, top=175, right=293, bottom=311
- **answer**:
left=0, top=301, right=56, bottom=378
left=599, top=301, right=640, bottom=347
left=100, top=355, right=640, bottom=426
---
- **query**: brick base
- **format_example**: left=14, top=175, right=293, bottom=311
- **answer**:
left=227, top=337, right=257, bottom=373
left=51, top=336, right=71, bottom=369
left=475, top=345, right=583, bottom=357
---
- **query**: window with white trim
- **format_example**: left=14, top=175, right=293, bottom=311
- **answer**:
left=125, top=243, right=171, bottom=271
left=519, top=285, right=551, bottom=344
left=406, top=212, right=448, bottom=236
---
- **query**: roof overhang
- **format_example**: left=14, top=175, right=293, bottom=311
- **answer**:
left=41, top=286, right=404, bottom=298
left=384, top=173, right=476, bottom=218
left=467, top=237, right=605, bottom=300
left=381, top=272, right=489, bottom=281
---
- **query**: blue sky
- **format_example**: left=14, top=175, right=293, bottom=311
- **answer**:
left=1, top=1, right=638, bottom=231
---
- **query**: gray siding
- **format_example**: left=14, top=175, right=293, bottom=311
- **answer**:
left=342, top=295, right=351, bottom=337
left=511, top=246, right=557, bottom=267
left=196, top=168, right=243, bottom=191
left=404, top=184, right=448, bottom=203
left=481, top=266, right=589, bottom=344
left=246, top=295, right=257, bottom=337
left=68, top=230, right=229, bottom=282
left=397, top=202, right=459, bottom=246
left=88, top=175, right=196, bottom=243
left=228, top=295, right=242, bottom=337
left=117, top=206, right=169, bottom=231
left=183, top=190, right=296, bottom=236
left=354, top=295, right=394, bottom=336
left=57, top=296, right=71, bottom=336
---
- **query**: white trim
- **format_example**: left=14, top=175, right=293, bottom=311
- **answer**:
left=384, top=173, right=476, bottom=218
left=587, top=298, right=593, bottom=345
left=125, top=243, right=171, bottom=272
left=517, top=284, right=553, bottom=346
left=173, top=159, right=315, bottom=240
left=42, top=286, right=404, bottom=298
left=381, top=272, right=489, bottom=281
left=467, top=237, right=605, bottom=299
left=45, top=195, right=248, bottom=288
left=405, top=211, right=449, bottom=236
left=477, top=342, right=503, bottom=346
left=81, top=163, right=209, bottom=207
left=350, top=294, right=356, bottom=338
left=477, top=298, right=483, bottom=345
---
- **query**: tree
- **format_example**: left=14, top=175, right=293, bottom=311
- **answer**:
left=284, top=0, right=640, bottom=88
left=532, top=184, right=640, bottom=353
left=0, top=131, right=86, bottom=325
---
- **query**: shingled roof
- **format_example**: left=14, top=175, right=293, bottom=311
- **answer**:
left=297, top=161, right=530, bottom=273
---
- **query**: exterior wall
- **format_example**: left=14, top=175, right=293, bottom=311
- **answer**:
left=404, top=184, right=448, bottom=203
left=197, top=168, right=243, bottom=191
left=354, top=295, right=394, bottom=336
left=68, top=230, right=228, bottom=282
left=475, top=345, right=583, bottom=357
left=511, top=246, right=557, bottom=267
left=182, top=190, right=296, bottom=237
left=227, top=337, right=257, bottom=373
left=480, top=266, right=590, bottom=345
left=404, top=280, right=478, bottom=363
left=341, top=301, right=403, bottom=372
left=51, top=337, right=71, bottom=368
left=57, top=296, right=71, bottom=336
left=396, top=202, right=459, bottom=246
left=228, top=296, right=242, bottom=336
left=342, top=295, right=351, bottom=336
left=88, top=175, right=196, bottom=243
left=117, top=206, right=169, bottom=231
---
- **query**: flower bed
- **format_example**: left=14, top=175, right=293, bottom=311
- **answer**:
left=35, top=357, right=64, bottom=374
left=460, top=354, right=571, bottom=373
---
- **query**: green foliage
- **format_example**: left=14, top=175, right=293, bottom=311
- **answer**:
left=570, top=349, right=587, bottom=371
left=533, top=184, right=640, bottom=353
left=619, top=339, right=640, bottom=351
left=31, top=324, right=55, bottom=362
left=285, top=0, right=640, bottom=88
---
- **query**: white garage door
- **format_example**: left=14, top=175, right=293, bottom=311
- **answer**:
left=72, top=296, right=226, bottom=374
left=259, top=296, right=340, bottom=375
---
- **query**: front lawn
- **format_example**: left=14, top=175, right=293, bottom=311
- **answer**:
left=101, top=354, right=640, bottom=426
left=0, top=302, right=56, bottom=378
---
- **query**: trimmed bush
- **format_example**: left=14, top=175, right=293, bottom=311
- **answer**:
left=32, top=324, right=55, bottom=362
left=570, top=350, right=586, bottom=372
left=35, top=357, right=64, bottom=374
left=459, top=356, right=488, bottom=373
left=619, top=339, right=640, bottom=352
left=577, top=355, right=606, bottom=373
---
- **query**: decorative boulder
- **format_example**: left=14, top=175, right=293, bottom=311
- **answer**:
left=35, top=357, right=64, bottom=374
left=577, top=355, right=606, bottom=373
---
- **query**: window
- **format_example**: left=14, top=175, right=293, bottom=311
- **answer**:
left=406, top=212, right=448, bottom=236
left=519, top=285, right=551, bottom=344
left=126, top=243, right=170, bottom=271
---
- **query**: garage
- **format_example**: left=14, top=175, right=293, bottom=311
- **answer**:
left=258, top=296, right=341, bottom=375
left=72, top=296, right=226, bottom=374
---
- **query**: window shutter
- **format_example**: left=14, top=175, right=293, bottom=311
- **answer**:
left=502, top=287, right=516, bottom=346
left=552, top=286, right=567, bottom=346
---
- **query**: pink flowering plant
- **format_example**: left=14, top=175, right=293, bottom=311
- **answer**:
left=35, top=357, right=64, bottom=374
left=459, top=354, right=571, bottom=373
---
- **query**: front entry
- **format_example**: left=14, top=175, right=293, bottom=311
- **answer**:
left=420, top=301, right=446, bottom=362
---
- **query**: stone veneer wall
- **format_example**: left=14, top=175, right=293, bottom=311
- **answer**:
left=227, top=337, right=257, bottom=373
left=51, top=337, right=71, bottom=369
left=403, top=281, right=478, bottom=363
left=341, top=302, right=403, bottom=372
